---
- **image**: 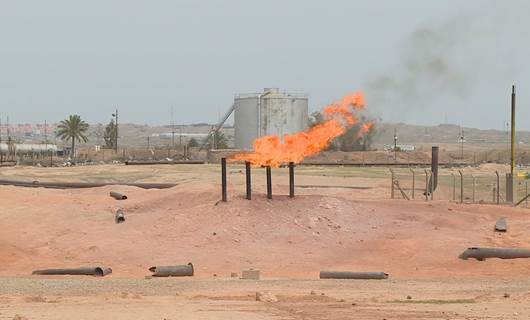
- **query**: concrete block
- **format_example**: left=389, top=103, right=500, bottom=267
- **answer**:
left=242, top=269, right=260, bottom=280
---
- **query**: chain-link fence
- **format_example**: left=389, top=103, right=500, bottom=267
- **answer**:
left=390, top=167, right=530, bottom=208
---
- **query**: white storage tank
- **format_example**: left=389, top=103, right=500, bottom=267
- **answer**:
left=234, top=88, right=308, bottom=150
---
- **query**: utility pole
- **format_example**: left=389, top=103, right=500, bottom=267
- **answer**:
left=393, top=128, right=398, bottom=161
left=171, top=106, right=175, bottom=150
left=112, top=109, right=118, bottom=152
left=459, top=127, right=464, bottom=160
left=44, top=120, right=48, bottom=144
left=147, top=136, right=150, bottom=149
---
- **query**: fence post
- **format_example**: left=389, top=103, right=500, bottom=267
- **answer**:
left=495, top=171, right=500, bottom=204
left=472, top=175, right=476, bottom=203
left=390, top=168, right=395, bottom=199
left=424, top=169, right=429, bottom=201
left=459, top=170, right=464, bottom=204
left=410, top=169, right=415, bottom=199
left=451, top=173, right=456, bottom=201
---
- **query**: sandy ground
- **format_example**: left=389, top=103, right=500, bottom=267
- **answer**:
left=1, top=164, right=530, bottom=319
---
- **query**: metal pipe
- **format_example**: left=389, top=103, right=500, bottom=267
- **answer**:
left=459, top=170, right=464, bottom=203
left=289, top=162, right=295, bottom=198
left=320, top=271, right=388, bottom=280
left=266, top=166, right=272, bottom=199
left=511, top=84, right=516, bottom=175
left=0, top=179, right=176, bottom=189
left=245, top=161, right=251, bottom=200
left=149, top=263, right=194, bottom=277
left=32, top=267, right=112, bottom=277
left=459, top=247, right=530, bottom=261
left=431, top=146, right=439, bottom=191
left=115, top=209, right=125, bottom=224
left=256, top=91, right=271, bottom=138
left=110, top=191, right=127, bottom=200
left=221, top=158, right=227, bottom=202
left=125, top=160, right=205, bottom=165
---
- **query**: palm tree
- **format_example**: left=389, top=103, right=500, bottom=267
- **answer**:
left=56, top=115, right=89, bottom=161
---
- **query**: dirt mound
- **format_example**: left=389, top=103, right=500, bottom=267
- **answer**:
left=1, top=182, right=530, bottom=279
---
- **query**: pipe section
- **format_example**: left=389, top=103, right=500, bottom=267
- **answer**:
left=149, top=263, right=194, bottom=277
left=32, top=267, right=112, bottom=277
left=459, top=247, right=530, bottom=261
left=245, top=161, right=251, bottom=200
left=266, top=166, right=272, bottom=199
left=110, top=191, right=127, bottom=200
left=0, top=179, right=175, bottom=189
left=289, top=162, right=295, bottom=198
left=221, top=158, right=227, bottom=202
left=125, top=160, right=205, bottom=165
left=320, top=271, right=388, bottom=280
left=431, top=146, right=439, bottom=191
left=115, top=209, right=125, bottom=224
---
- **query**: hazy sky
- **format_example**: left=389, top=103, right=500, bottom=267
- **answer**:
left=1, top=1, right=528, bottom=129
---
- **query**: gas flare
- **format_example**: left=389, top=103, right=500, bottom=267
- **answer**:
left=233, top=92, right=369, bottom=167
left=357, top=122, right=374, bottom=139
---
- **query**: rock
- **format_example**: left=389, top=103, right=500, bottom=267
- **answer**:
left=255, top=291, right=278, bottom=303
left=230, top=272, right=238, bottom=278
left=13, top=315, right=28, bottom=320
left=406, top=295, right=412, bottom=300
left=310, top=291, right=316, bottom=296
left=503, top=293, right=510, bottom=298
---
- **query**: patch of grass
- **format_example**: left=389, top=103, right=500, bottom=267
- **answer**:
left=388, top=299, right=475, bottom=305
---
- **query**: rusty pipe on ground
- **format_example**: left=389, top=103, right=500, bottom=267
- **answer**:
left=459, top=247, right=530, bottom=261
left=149, top=263, right=194, bottom=277
left=266, top=166, right=272, bottom=199
left=289, top=162, right=295, bottom=198
left=125, top=160, right=205, bottom=165
left=32, top=267, right=112, bottom=277
left=115, top=209, right=125, bottom=224
left=0, top=179, right=176, bottom=189
left=245, top=161, right=251, bottom=200
left=110, top=191, right=127, bottom=200
left=320, top=271, right=388, bottom=280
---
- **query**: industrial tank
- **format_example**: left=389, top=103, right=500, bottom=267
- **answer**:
left=234, top=88, right=308, bottom=150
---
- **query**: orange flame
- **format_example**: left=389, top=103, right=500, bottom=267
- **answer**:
left=233, top=92, right=368, bottom=167
left=357, top=122, right=374, bottom=139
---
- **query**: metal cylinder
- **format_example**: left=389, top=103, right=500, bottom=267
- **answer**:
left=110, top=191, right=127, bottom=200
left=459, top=247, right=530, bottom=261
left=431, top=146, right=439, bottom=191
left=149, top=263, right=194, bottom=277
left=266, top=166, right=272, bottom=199
left=32, top=267, right=112, bottom=277
left=320, top=271, right=388, bottom=280
left=221, top=158, right=227, bottom=202
left=245, top=161, right=251, bottom=200
left=115, top=209, right=125, bottom=224
left=289, top=162, right=295, bottom=198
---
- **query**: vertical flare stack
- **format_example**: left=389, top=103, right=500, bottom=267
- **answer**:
left=431, top=146, right=439, bottom=192
left=266, top=167, right=272, bottom=199
left=221, top=158, right=227, bottom=202
left=511, top=84, right=516, bottom=175
left=245, top=161, right=252, bottom=200
left=289, top=162, right=295, bottom=198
